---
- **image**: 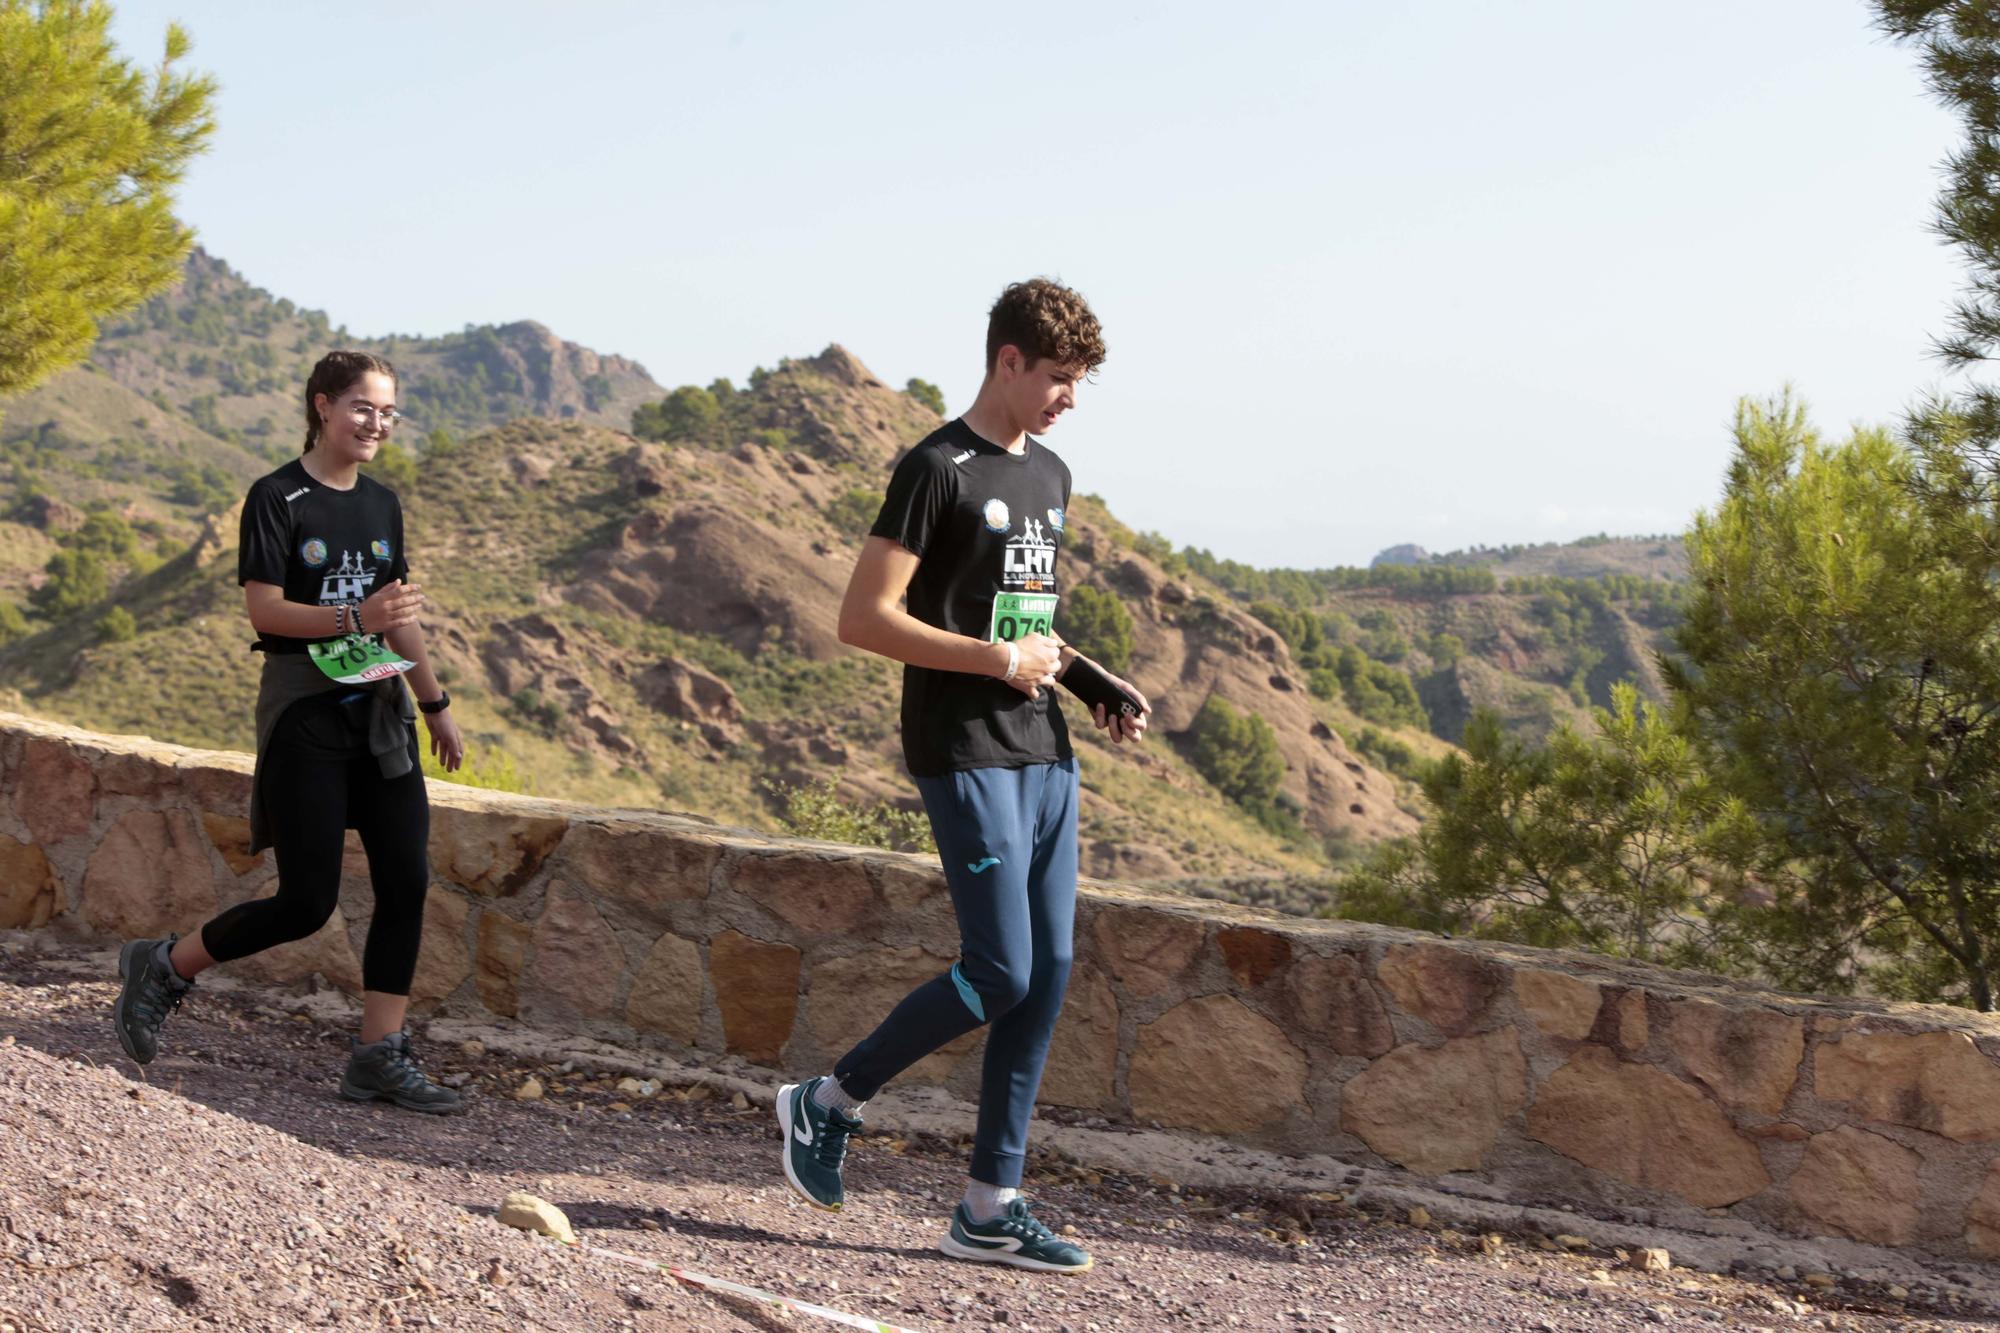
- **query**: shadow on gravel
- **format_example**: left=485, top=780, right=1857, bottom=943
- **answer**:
left=10, top=957, right=978, bottom=1204
left=6, top=951, right=1319, bottom=1278
left=3, top=959, right=784, bottom=1179
left=559, top=1199, right=937, bottom=1261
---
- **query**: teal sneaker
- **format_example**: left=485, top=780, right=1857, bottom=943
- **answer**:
left=776, top=1077, right=859, bottom=1211
left=940, top=1198, right=1093, bottom=1273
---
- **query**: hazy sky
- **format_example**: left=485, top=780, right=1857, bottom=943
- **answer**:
left=111, top=1, right=1963, bottom=569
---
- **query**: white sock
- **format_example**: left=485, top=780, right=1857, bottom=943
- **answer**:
left=963, top=1180, right=1019, bottom=1223
left=810, top=1075, right=866, bottom=1117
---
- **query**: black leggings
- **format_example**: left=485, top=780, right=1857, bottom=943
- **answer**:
left=200, top=690, right=431, bottom=995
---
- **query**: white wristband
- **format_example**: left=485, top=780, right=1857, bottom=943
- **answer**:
left=1003, top=641, right=1020, bottom=682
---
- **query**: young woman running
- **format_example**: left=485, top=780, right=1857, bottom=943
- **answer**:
left=112, top=350, right=466, bottom=1112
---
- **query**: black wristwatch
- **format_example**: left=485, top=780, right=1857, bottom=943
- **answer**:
left=417, top=691, right=451, bottom=715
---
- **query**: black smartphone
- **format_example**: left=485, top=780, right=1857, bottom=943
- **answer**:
left=1061, top=656, right=1145, bottom=720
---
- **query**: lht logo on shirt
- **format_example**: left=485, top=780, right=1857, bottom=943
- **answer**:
left=1003, top=516, right=1056, bottom=592
left=319, top=549, right=377, bottom=603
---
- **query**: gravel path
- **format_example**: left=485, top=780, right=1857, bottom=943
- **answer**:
left=0, top=937, right=1992, bottom=1332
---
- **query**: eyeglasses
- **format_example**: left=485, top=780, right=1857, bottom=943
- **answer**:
left=345, top=403, right=407, bottom=429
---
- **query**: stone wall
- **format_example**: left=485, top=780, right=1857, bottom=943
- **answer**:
left=8, top=711, right=2000, bottom=1261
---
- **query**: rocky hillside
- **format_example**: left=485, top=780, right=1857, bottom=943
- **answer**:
left=1167, top=556, right=1684, bottom=767
left=0, top=250, right=1696, bottom=896
left=0, top=254, right=1421, bottom=885
left=1326, top=584, right=1676, bottom=746
left=0, top=248, right=663, bottom=558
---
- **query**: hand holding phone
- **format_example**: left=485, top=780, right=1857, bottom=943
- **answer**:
left=1062, top=655, right=1147, bottom=725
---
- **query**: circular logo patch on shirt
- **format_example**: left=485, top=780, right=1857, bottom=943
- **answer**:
left=1048, top=507, right=1065, bottom=533
left=371, top=539, right=392, bottom=561
left=300, top=538, right=328, bottom=568
left=982, top=498, right=1010, bottom=533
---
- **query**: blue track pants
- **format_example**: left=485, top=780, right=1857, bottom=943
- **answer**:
left=833, top=758, right=1079, bottom=1188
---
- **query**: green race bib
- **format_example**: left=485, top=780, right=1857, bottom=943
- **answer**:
left=308, top=632, right=416, bottom=684
left=988, top=591, right=1058, bottom=643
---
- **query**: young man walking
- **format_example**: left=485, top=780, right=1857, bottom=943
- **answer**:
left=776, top=279, right=1147, bottom=1273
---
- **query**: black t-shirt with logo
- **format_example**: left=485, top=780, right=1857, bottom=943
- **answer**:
left=237, top=458, right=409, bottom=653
left=870, top=418, right=1074, bottom=777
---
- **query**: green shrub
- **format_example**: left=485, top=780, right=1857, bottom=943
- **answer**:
left=825, top=487, right=879, bottom=537
left=370, top=441, right=418, bottom=492
left=768, top=778, right=935, bottom=854
left=68, top=510, right=139, bottom=562
left=632, top=385, right=722, bottom=444
left=422, top=745, right=528, bottom=793
left=1353, top=725, right=1421, bottom=779
left=32, top=548, right=108, bottom=617
left=1333, top=646, right=1428, bottom=729
left=1060, top=585, right=1135, bottom=674
left=507, top=687, right=563, bottom=736
left=0, top=601, right=26, bottom=645
left=96, top=606, right=137, bottom=642
left=166, top=461, right=236, bottom=510
left=1132, top=530, right=1189, bottom=577
left=905, top=377, right=946, bottom=415
left=1187, top=696, right=1285, bottom=809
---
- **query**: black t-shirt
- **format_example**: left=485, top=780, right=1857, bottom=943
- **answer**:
left=870, top=418, right=1074, bottom=776
left=237, top=458, right=409, bottom=653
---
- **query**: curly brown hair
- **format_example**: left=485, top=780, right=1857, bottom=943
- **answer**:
left=985, top=279, right=1106, bottom=374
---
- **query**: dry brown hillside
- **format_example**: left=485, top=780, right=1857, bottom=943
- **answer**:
left=413, top=347, right=1413, bottom=880
left=0, top=341, right=1413, bottom=889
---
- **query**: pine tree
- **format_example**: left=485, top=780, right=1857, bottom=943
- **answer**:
left=1336, top=689, right=1758, bottom=969
left=1187, top=696, right=1285, bottom=810
left=1670, top=396, right=2000, bottom=1010
left=0, top=0, right=216, bottom=399
left=1060, top=586, right=1135, bottom=675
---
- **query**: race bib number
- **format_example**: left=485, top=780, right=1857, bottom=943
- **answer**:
left=988, top=591, right=1058, bottom=643
left=308, top=632, right=416, bottom=684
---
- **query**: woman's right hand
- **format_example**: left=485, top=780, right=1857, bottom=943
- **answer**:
left=1000, top=632, right=1063, bottom=699
left=360, top=579, right=424, bottom=634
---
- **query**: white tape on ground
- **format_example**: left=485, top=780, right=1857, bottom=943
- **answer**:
left=571, top=1238, right=927, bottom=1333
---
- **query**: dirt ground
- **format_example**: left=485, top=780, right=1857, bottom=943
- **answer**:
left=0, top=936, right=1994, bottom=1333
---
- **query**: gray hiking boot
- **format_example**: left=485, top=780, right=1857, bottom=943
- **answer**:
left=339, top=1031, right=463, bottom=1114
left=113, top=936, right=193, bottom=1065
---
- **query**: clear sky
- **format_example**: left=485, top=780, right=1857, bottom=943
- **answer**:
left=111, top=1, right=1962, bottom=569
